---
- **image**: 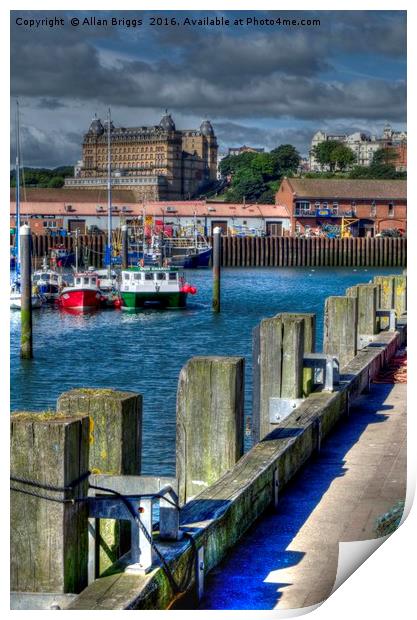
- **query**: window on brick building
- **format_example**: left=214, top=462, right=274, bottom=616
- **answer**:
left=388, top=203, right=395, bottom=217
left=370, top=201, right=377, bottom=217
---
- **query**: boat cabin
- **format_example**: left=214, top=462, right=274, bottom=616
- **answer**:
left=74, top=273, right=99, bottom=289
left=33, top=271, right=60, bottom=285
left=121, top=267, right=182, bottom=291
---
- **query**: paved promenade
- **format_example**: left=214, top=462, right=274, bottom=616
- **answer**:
left=199, top=379, right=407, bottom=610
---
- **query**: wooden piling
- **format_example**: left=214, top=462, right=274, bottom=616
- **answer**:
left=323, top=296, right=358, bottom=368
left=281, top=317, right=304, bottom=399
left=373, top=275, right=395, bottom=329
left=57, top=388, right=142, bottom=574
left=252, top=314, right=309, bottom=442
left=393, top=275, right=407, bottom=318
left=212, top=227, right=221, bottom=313
left=253, top=316, right=283, bottom=443
left=347, top=284, right=378, bottom=347
left=176, top=356, right=244, bottom=504
left=10, top=412, right=90, bottom=593
left=20, top=225, right=33, bottom=359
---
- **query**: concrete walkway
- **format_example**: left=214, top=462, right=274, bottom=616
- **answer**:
left=199, top=381, right=407, bottom=610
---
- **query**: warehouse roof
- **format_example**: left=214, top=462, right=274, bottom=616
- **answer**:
left=283, top=178, right=407, bottom=200
left=9, top=193, right=289, bottom=219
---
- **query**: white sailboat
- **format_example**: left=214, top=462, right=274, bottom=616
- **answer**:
left=10, top=100, right=43, bottom=310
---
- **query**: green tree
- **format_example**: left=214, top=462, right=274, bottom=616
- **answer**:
left=372, top=148, right=398, bottom=166
left=48, top=176, right=65, bottom=188
left=330, top=144, right=356, bottom=171
left=311, top=140, right=342, bottom=171
left=270, top=144, right=300, bottom=174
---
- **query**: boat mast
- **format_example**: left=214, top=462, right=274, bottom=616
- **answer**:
left=107, top=107, right=112, bottom=277
left=193, top=209, right=197, bottom=252
left=15, top=99, right=21, bottom=274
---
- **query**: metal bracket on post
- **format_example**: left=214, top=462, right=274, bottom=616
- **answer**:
left=303, top=353, right=339, bottom=392
left=376, top=308, right=397, bottom=332
left=87, top=475, right=180, bottom=582
left=269, top=398, right=304, bottom=424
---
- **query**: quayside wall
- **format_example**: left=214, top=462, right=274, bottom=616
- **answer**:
left=11, top=233, right=407, bottom=268
left=10, top=274, right=407, bottom=610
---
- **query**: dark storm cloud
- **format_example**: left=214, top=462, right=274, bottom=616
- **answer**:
left=10, top=9, right=406, bottom=165
left=11, top=125, right=80, bottom=168
left=215, top=122, right=315, bottom=153
left=36, top=98, right=67, bottom=109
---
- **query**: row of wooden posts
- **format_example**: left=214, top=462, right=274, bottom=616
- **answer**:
left=10, top=273, right=406, bottom=600
left=13, top=232, right=407, bottom=268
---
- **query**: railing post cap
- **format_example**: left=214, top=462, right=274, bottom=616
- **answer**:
left=20, top=224, right=31, bottom=235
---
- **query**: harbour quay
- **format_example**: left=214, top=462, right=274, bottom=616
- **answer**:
left=10, top=273, right=407, bottom=609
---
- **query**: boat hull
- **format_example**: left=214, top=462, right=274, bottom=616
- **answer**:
left=121, top=291, right=187, bottom=309
left=58, top=288, right=102, bottom=310
left=10, top=295, right=43, bottom=310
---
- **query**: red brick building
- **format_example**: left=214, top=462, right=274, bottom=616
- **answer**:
left=276, top=178, right=406, bottom=237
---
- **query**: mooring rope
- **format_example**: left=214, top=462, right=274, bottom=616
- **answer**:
left=10, top=476, right=196, bottom=598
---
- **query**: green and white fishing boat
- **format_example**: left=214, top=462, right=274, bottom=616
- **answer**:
left=120, top=266, right=197, bottom=310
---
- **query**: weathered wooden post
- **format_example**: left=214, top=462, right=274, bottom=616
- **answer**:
left=323, top=296, right=357, bottom=368
left=57, top=388, right=142, bottom=574
left=280, top=313, right=316, bottom=397
left=176, top=356, right=244, bottom=504
left=121, top=224, right=128, bottom=269
left=394, top=274, right=407, bottom=318
left=373, top=275, right=394, bottom=329
left=10, top=412, right=90, bottom=594
left=20, top=224, right=33, bottom=359
left=212, top=226, right=221, bottom=313
left=347, top=284, right=378, bottom=348
left=252, top=314, right=308, bottom=442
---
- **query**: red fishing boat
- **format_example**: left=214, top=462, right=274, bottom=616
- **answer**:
left=58, top=272, right=103, bottom=310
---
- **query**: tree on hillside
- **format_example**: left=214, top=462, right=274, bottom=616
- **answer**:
left=48, top=176, right=65, bottom=188
left=349, top=164, right=405, bottom=180
left=372, top=148, right=398, bottom=166
left=311, top=140, right=341, bottom=171
left=330, top=144, right=357, bottom=171
left=312, top=140, right=355, bottom=172
left=226, top=169, right=267, bottom=203
left=219, top=152, right=258, bottom=177
left=270, top=144, right=300, bottom=174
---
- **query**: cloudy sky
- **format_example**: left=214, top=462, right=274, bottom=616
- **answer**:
left=10, top=9, right=406, bottom=168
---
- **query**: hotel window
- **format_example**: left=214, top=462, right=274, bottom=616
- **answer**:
left=370, top=201, right=377, bottom=217
left=351, top=201, right=356, bottom=215
left=388, top=203, right=395, bottom=217
left=332, top=202, right=339, bottom=214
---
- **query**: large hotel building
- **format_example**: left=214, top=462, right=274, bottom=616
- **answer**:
left=65, top=112, right=218, bottom=201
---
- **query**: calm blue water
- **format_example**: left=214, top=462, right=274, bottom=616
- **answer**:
left=10, top=267, right=400, bottom=475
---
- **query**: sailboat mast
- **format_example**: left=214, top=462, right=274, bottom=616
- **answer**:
left=107, top=107, right=112, bottom=275
left=15, top=100, right=21, bottom=270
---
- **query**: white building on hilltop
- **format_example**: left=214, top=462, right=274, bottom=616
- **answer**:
left=309, top=124, right=407, bottom=172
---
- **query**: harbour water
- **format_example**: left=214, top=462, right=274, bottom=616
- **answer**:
left=10, top=266, right=401, bottom=475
